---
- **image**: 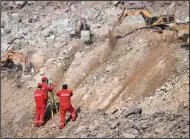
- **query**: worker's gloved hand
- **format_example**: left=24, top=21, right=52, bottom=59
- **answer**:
left=51, top=83, right=55, bottom=87
left=48, top=83, right=55, bottom=91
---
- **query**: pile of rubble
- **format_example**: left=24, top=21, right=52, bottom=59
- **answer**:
left=55, top=107, right=189, bottom=138
left=1, top=1, right=189, bottom=138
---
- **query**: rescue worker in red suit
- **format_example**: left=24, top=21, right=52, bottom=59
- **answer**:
left=56, top=84, right=76, bottom=129
left=34, top=83, right=48, bottom=127
left=41, top=77, right=55, bottom=106
left=41, top=77, right=54, bottom=93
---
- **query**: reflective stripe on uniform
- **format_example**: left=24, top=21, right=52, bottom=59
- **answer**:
left=35, top=94, right=42, bottom=97
left=61, top=94, right=70, bottom=96
left=60, top=123, right=64, bottom=125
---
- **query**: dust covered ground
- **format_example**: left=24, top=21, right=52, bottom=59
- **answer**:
left=1, top=1, right=189, bottom=138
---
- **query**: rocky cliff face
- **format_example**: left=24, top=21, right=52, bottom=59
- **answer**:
left=1, top=1, right=189, bottom=138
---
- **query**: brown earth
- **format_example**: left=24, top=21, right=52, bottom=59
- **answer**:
left=1, top=1, right=189, bottom=138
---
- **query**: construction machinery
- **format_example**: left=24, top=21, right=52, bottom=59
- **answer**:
left=107, top=7, right=176, bottom=48
left=108, top=6, right=189, bottom=48
left=1, top=50, right=34, bottom=74
left=112, top=7, right=175, bottom=32
left=173, top=21, right=189, bottom=45
left=70, top=19, right=91, bottom=43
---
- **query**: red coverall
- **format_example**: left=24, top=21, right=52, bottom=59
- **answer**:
left=42, top=83, right=54, bottom=106
left=56, top=89, right=76, bottom=129
left=42, top=83, right=54, bottom=93
left=34, top=88, right=48, bottom=126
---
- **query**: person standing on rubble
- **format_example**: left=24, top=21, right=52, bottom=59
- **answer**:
left=41, top=76, right=56, bottom=115
left=41, top=77, right=54, bottom=93
left=34, top=83, right=48, bottom=127
left=56, top=84, right=76, bottom=129
left=41, top=77, right=54, bottom=109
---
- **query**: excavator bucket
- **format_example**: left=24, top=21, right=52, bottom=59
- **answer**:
left=1, top=50, right=28, bottom=73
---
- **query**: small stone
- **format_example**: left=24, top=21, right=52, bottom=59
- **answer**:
left=58, top=62, right=62, bottom=67
left=160, top=86, right=166, bottom=91
left=50, top=123, right=57, bottom=128
left=93, top=75, right=97, bottom=80
left=106, top=65, right=112, bottom=72
left=74, top=126, right=86, bottom=134
left=4, top=28, right=12, bottom=35
left=155, top=127, right=165, bottom=134
left=111, top=121, right=120, bottom=129
left=78, top=52, right=84, bottom=57
left=28, top=1, right=36, bottom=5
left=16, top=1, right=27, bottom=8
left=96, top=24, right=102, bottom=28
left=50, top=35, right=55, bottom=40
left=75, top=52, right=82, bottom=58
left=62, top=41, right=68, bottom=46
left=169, top=2, right=175, bottom=8
left=39, top=68, right=45, bottom=75
left=56, top=135, right=67, bottom=138
left=122, top=133, right=136, bottom=138
left=64, top=8, right=70, bottom=13
left=111, top=109, right=118, bottom=114
left=58, top=57, right=64, bottom=60
left=7, top=35, right=15, bottom=44
left=70, top=5, right=77, bottom=12
left=28, top=15, right=39, bottom=23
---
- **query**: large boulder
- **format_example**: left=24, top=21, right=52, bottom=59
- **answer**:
left=31, top=53, right=45, bottom=72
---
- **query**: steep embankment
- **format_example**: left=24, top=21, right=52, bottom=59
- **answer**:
left=1, top=1, right=189, bottom=138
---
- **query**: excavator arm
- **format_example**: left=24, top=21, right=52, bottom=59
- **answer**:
left=113, top=7, right=154, bottom=30
left=113, top=7, right=175, bottom=30
left=1, top=50, right=28, bottom=71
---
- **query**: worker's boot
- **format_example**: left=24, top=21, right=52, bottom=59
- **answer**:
left=34, top=121, right=39, bottom=127
left=60, top=123, right=65, bottom=129
left=34, top=123, right=39, bottom=127
left=38, top=120, right=44, bottom=127
left=71, top=116, right=76, bottom=121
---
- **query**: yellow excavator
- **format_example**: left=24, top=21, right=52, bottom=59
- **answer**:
left=1, top=50, right=28, bottom=68
left=108, top=6, right=189, bottom=47
left=1, top=50, right=34, bottom=74
left=173, top=21, right=189, bottom=45
left=70, top=19, right=91, bottom=43
left=107, top=7, right=175, bottom=48
left=112, top=7, right=175, bottom=32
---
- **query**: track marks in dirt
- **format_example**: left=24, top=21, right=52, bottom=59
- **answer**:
left=68, top=30, right=175, bottom=110
left=103, top=39, right=178, bottom=111
left=52, top=40, right=84, bottom=93
left=60, top=41, right=115, bottom=91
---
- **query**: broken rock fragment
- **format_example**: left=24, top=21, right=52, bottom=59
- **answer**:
left=15, top=1, right=27, bottom=8
left=124, top=106, right=142, bottom=117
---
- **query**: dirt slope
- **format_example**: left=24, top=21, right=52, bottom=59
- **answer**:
left=1, top=1, right=189, bottom=138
